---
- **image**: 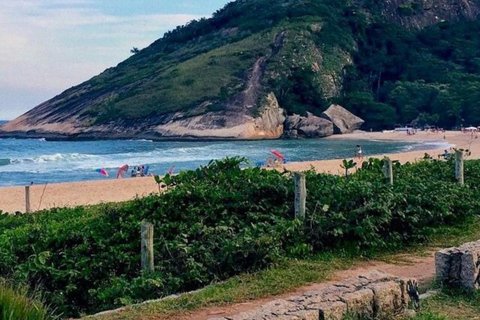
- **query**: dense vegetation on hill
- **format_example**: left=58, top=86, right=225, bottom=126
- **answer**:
left=70, top=0, right=358, bottom=123
left=342, top=20, right=480, bottom=130
left=0, top=157, right=479, bottom=317
left=8, top=0, right=480, bottom=132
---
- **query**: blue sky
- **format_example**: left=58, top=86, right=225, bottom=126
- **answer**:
left=0, top=0, right=231, bottom=120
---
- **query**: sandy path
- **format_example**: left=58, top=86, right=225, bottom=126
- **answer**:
left=133, top=252, right=436, bottom=320
left=1, top=130, right=479, bottom=213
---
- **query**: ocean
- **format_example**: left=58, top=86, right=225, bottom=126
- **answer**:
left=0, top=137, right=450, bottom=187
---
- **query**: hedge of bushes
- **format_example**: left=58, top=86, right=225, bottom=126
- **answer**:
left=0, top=157, right=479, bottom=317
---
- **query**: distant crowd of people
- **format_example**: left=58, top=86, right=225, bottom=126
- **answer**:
left=131, top=165, right=146, bottom=177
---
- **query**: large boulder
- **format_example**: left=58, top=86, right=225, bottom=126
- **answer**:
left=284, top=114, right=302, bottom=131
left=251, top=92, right=286, bottom=138
left=321, top=104, right=364, bottom=134
left=435, top=240, right=480, bottom=291
left=284, top=112, right=333, bottom=138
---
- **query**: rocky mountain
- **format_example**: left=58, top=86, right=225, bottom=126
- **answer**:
left=2, top=0, right=480, bottom=140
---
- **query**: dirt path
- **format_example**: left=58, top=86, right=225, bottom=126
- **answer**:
left=168, top=252, right=436, bottom=320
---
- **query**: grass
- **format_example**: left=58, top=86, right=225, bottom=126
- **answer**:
left=412, top=289, right=480, bottom=320
left=0, top=280, right=53, bottom=320
left=59, top=9, right=358, bottom=124
left=93, top=216, right=480, bottom=320
left=107, top=30, right=273, bottom=120
left=95, top=254, right=353, bottom=319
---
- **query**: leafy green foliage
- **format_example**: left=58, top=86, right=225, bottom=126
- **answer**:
left=340, top=159, right=357, bottom=176
left=343, top=19, right=480, bottom=129
left=0, top=158, right=296, bottom=317
left=0, top=157, right=480, bottom=317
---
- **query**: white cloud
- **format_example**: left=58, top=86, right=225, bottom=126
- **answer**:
left=0, top=0, right=202, bottom=118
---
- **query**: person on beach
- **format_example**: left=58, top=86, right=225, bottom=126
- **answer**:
left=355, top=145, right=363, bottom=160
left=439, top=149, right=451, bottom=160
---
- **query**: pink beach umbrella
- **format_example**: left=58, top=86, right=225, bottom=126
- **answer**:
left=270, top=150, right=284, bottom=161
left=117, top=164, right=129, bottom=179
left=95, top=168, right=109, bottom=177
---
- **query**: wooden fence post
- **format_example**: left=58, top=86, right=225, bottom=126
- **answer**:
left=25, top=186, right=31, bottom=213
left=141, top=221, right=154, bottom=272
left=455, top=150, right=464, bottom=185
left=294, top=173, right=306, bottom=220
left=383, top=157, right=393, bottom=185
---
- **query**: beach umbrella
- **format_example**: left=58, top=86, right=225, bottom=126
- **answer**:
left=117, top=164, right=129, bottom=179
left=270, top=150, right=284, bottom=160
left=95, top=168, right=109, bottom=177
left=466, top=126, right=477, bottom=131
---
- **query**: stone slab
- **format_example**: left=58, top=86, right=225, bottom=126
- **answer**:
left=208, top=271, right=414, bottom=320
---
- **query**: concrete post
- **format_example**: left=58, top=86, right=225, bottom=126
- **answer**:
left=383, top=158, right=393, bottom=185
left=294, top=173, right=306, bottom=220
left=455, top=150, right=464, bottom=185
left=25, top=186, right=31, bottom=213
left=141, top=221, right=154, bottom=272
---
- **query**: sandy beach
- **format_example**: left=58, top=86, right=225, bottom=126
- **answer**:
left=283, top=130, right=479, bottom=174
left=1, top=130, right=478, bottom=214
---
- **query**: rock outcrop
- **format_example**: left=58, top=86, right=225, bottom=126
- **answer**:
left=321, top=104, right=365, bottom=134
left=209, top=270, right=414, bottom=320
left=284, top=112, right=334, bottom=139
left=252, top=93, right=286, bottom=138
left=155, top=93, right=285, bottom=140
left=435, top=240, right=480, bottom=291
left=373, top=0, right=480, bottom=29
left=0, top=93, right=285, bottom=141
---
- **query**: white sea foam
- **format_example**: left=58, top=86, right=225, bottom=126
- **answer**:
left=400, top=140, right=454, bottom=152
left=128, top=139, right=153, bottom=142
left=0, top=147, right=221, bottom=174
left=9, top=153, right=97, bottom=164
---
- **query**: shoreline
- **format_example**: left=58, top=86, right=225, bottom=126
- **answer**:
left=1, top=130, right=478, bottom=214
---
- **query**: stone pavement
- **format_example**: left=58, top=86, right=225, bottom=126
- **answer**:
left=209, top=270, right=415, bottom=320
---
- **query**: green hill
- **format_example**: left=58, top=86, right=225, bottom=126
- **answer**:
left=1, top=0, right=480, bottom=139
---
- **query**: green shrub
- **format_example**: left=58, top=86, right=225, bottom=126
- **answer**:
left=0, top=157, right=479, bottom=317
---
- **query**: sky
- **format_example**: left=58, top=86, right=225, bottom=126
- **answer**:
left=0, top=0, right=231, bottom=120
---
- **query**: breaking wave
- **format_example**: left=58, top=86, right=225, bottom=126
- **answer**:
left=9, top=153, right=98, bottom=164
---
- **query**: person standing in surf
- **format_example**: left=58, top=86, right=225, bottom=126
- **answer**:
left=355, top=145, right=363, bottom=160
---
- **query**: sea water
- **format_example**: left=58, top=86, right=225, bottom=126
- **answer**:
left=0, top=138, right=450, bottom=187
